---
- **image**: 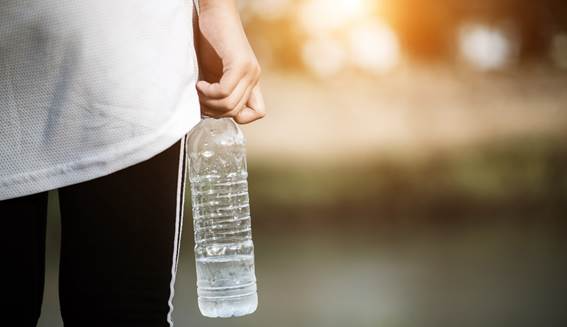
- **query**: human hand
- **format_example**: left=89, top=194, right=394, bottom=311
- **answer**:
left=194, top=0, right=266, bottom=124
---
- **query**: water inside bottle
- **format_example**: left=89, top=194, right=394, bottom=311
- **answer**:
left=196, top=254, right=257, bottom=318
left=188, top=118, right=258, bottom=318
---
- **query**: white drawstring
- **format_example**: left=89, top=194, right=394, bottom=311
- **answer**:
left=193, top=0, right=200, bottom=16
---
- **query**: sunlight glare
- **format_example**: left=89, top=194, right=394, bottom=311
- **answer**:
left=302, top=36, right=346, bottom=77
left=249, top=0, right=290, bottom=20
left=458, top=23, right=515, bottom=71
left=299, top=0, right=368, bottom=35
left=349, top=21, right=400, bottom=74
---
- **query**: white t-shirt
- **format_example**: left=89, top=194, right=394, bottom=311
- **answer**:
left=0, top=0, right=201, bottom=200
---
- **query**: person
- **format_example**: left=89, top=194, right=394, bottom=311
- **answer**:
left=0, top=0, right=265, bottom=326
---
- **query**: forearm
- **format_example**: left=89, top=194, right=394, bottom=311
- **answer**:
left=194, top=0, right=266, bottom=123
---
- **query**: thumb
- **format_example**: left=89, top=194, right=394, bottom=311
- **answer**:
left=235, top=86, right=266, bottom=124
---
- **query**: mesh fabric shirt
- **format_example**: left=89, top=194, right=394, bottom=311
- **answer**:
left=0, top=0, right=200, bottom=200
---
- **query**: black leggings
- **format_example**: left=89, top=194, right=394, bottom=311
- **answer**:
left=0, top=138, right=188, bottom=327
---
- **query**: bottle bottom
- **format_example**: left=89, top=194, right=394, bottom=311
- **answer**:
left=198, top=292, right=258, bottom=318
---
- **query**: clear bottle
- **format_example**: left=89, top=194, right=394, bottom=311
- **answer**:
left=187, top=117, right=258, bottom=318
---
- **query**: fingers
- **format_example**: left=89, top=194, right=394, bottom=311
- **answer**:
left=220, top=82, right=255, bottom=118
left=200, top=77, right=253, bottom=115
left=196, top=65, right=243, bottom=99
left=198, top=59, right=265, bottom=123
left=234, top=85, right=265, bottom=124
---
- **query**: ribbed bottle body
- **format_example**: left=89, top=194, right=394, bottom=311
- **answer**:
left=188, top=118, right=257, bottom=318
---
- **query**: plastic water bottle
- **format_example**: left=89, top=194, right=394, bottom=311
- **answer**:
left=187, top=117, right=258, bottom=318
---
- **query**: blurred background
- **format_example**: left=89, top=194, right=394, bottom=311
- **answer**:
left=40, top=0, right=567, bottom=326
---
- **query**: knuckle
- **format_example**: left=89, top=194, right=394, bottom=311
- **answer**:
left=250, top=64, right=261, bottom=80
left=251, top=61, right=261, bottom=74
left=233, top=59, right=249, bottom=71
left=238, top=58, right=257, bottom=72
left=242, top=59, right=255, bottom=70
left=217, top=86, right=231, bottom=98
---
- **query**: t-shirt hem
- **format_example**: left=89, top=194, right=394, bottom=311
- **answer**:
left=0, top=88, right=200, bottom=201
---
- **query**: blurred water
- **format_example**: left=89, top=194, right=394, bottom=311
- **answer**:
left=37, top=190, right=567, bottom=327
